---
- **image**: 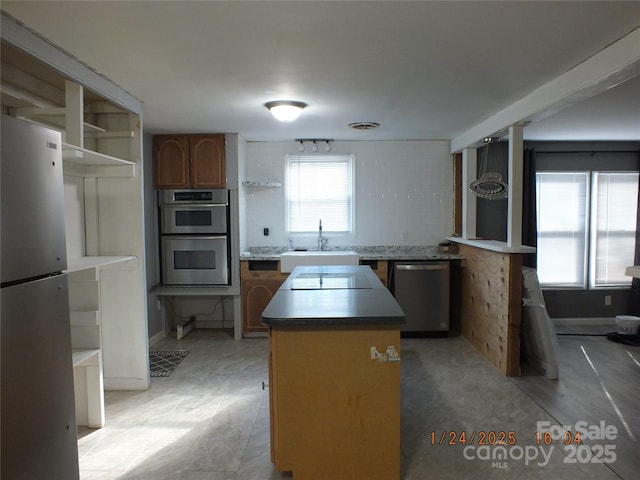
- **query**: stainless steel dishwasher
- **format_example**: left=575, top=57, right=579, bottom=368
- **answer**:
left=392, top=261, right=450, bottom=336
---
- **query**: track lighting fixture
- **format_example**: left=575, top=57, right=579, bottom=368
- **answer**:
left=294, top=138, right=334, bottom=153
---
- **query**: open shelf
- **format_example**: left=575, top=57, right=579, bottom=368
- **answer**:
left=65, top=256, right=137, bottom=274
left=62, top=143, right=135, bottom=167
left=69, top=310, right=99, bottom=327
left=72, top=348, right=100, bottom=367
left=242, top=180, right=282, bottom=188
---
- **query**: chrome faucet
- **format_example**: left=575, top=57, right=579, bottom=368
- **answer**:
left=318, top=218, right=328, bottom=251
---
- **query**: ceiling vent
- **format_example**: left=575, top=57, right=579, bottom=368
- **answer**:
left=349, top=122, right=380, bottom=130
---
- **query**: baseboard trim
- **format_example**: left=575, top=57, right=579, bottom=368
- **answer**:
left=148, top=330, right=166, bottom=347
left=552, top=317, right=616, bottom=326
left=104, top=377, right=150, bottom=391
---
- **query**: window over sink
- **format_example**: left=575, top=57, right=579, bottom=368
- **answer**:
left=286, top=154, right=354, bottom=234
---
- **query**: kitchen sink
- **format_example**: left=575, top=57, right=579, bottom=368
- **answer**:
left=280, top=251, right=359, bottom=273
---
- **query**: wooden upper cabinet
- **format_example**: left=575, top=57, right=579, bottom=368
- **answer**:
left=190, top=134, right=225, bottom=188
left=154, top=135, right=189, bottom=188
left=154, top=134, right=225, bottom=189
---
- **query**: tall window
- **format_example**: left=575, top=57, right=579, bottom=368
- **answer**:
left=536, top=172, right=589, bottom=287
left=536, top=171, right=638, bottom=288
left=286, top=154, right=354, bottom=233
left=591, top=172, right=639, bottom=287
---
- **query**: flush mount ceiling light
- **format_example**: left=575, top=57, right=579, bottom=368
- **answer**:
left=265, top=100, right=307, bottom=122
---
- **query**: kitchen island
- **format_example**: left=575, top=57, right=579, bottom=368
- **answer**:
left=262, top=265, right=405, bottom=480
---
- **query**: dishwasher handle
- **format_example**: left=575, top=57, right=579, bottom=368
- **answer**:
left=396, top=264, right=449, bottom=271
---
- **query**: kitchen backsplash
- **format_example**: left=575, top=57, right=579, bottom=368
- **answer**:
left=241, top=140, right=453, bottom=250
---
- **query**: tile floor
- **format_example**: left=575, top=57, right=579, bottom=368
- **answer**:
left=77, top=329, right=637, bottom=479
left=512, top=332, right=640, bottom=480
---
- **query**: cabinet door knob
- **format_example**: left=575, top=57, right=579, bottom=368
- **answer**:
left=261, top=381, right=269, bottom=390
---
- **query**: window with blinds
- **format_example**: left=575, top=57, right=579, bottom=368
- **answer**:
left=286, top=154, right=354, bottom=233
left=536, top=172, right=589, bottom=287
left=590, top=172, right=639, bottom=287
left=536, top=171, right=639, bottom=288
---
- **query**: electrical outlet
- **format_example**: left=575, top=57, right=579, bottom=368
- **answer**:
left=402, top=230, right=408, bottom=241
left=605, top=295, right=612, bottom=306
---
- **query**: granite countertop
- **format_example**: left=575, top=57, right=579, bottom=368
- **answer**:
left=261, top=265, right=405, bottom=327
left=240, top=245, right=463, bottom=261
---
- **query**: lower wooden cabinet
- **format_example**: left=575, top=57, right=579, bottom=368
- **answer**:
left=361, top=259, right=388, bottom=287
left=242, top=260, right=389, bottom=334
left=241, top=261, right=288, bottom=334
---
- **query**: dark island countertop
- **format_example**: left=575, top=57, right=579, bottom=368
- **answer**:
left=261, top=265, right=406, bottom=326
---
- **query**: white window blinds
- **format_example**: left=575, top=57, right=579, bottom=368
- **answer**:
left=286, top=154, right=354, bottom=233
left=536, top=172, right=589, bottom=287
left=536, top=171, right=639, bottom=289
left=591, top=172, right=639, bottom=287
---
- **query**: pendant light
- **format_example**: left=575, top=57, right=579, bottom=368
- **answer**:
left=469, top=137, right=508, bottom=200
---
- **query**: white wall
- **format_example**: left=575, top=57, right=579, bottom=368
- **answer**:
left=242, top=140, right=453, bottom=250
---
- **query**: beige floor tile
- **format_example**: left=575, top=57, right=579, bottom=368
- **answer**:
left=77, top=329, right=635, bottom=479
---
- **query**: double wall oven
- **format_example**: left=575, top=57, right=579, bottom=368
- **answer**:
left=160, top=189, right=230, bottom=285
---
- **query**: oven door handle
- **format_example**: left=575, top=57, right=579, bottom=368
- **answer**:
left=162, top=235, right=228, bottom=240
left=161, top=204, right=227, bottom=208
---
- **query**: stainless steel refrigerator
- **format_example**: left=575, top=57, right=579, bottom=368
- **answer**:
left=1, top=115, right=80, bottom=479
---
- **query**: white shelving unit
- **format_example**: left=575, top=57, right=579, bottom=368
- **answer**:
left=11, top=81, right=138, bottom=179
left=2, top=18, right=150, bottom=433
left=65, top=256, right=137, bottom=428
left=68, top=264, right=103, bottom=428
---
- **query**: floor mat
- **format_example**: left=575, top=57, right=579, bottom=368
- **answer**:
left=606, top=332, right=640, bottom=346
left=149, top=350, right=189, bottom=377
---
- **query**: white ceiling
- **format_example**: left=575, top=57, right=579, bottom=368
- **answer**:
left=2, top=1, right=639, bottom=143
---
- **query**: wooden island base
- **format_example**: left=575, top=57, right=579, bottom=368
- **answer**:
left=268, top=325, right=401, bottom=480
left=261, top=266, right=405, bottom=480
